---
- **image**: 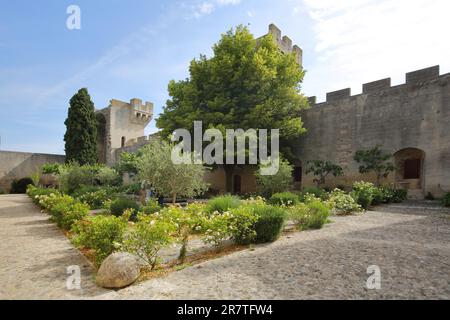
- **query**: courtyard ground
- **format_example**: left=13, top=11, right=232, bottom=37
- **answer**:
left=0, top=194, right=449, bottom=300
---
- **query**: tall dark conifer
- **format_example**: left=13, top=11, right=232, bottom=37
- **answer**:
left=64, top=88, right=98, bottom=165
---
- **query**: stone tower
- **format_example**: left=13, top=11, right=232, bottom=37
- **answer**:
left=257, top=23, right=303, bottom=67
left=96, top=98, right=153, bottom=166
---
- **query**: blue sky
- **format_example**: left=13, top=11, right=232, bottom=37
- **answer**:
left=1, top=0, right=449, bottom=154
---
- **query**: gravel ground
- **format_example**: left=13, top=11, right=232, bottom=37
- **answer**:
left=0, top=194, right=449, bottom=300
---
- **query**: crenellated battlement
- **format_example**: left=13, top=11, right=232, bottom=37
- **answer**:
left=258, top=24, right=303, bottom=67
left=308, top=65, right=447, bottom=105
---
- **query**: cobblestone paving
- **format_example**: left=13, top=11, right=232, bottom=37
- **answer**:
left=0, top=194, right=110, bottom=299
left=101, top=203, right=450, bottom=300
left=1, top=194, right=449, bottom=300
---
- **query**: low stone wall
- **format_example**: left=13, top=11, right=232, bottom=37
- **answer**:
left=0, top=151, right=65, bottom=192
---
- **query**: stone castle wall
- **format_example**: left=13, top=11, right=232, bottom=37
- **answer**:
left=0, top=151, right=65, bottom=192
left=296, top=66, right=450, bottom=197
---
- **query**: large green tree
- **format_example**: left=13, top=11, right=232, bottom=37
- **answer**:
left=156, top=25, right=309, bottom=192
left=64, top=88, right=98, bottom=165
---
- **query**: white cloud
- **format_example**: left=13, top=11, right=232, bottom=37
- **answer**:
left=194, top=0, right=242, bottom=18
left=302, top=0, right=450, bottom=101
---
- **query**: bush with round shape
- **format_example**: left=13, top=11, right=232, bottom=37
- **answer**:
left=206, top=195, right=241, bottom=214
left=228, top=205, right=258, bottom=245
left=326, top=189, right=362, bottom=215
left=351, top=181, right=376, bottom=209
left=110, top=198, right=140, bottom=217
left=10, top=177, right=35, bottom=194
left=268, top=192, right=300, bottom=207
left=72, top=215, right=128, bottom=265
left=288, top=200, right=330, bottom=230
left=253, top=205, right=287, bottom=243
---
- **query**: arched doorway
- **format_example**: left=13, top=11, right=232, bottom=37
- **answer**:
left=293, top=161, right=303, bottom=190
left=394, top=148, right=425, bottom=191
left=233, top=175, right=242, bottom=194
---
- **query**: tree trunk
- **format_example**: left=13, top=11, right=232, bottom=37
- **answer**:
left=172, top=193, right=177, bottom=205
left=224, top=165, right=235, bottom=194
left=376, top=172, right=381, bottom=187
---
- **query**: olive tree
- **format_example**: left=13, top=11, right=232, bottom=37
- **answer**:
left=137, top=139, right=208, bottom=204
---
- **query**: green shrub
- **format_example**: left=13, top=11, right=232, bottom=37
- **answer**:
left=288, top=200, right=330, bottom=230
left=390, top=189, right=407, bottom=203
left=253, top=205, right=287, bottom=243
left=42, top=163, right=62, bottom=175
left=228, top=205, right=258, bottom=244
left=59, top=164, right=94, bottom=194
left=306, top=200, right=331, bottom=229
left=59, top=202, right=90, bottom=230
left=72, top=215, right=128, bottom=265
left=121, top=213, right=175, bottom=269
left=201, top=211, right=233, bottom=247
left=110, top=198, right=140, bottom=217
left=268, top=192, right=300, bottom=207
left=27, top=186, right=61, bottom=204
left=11, top=177, right=34, bottom=194
left=77, top=189, right=111, bottom=210
left=288, top=203, right=310, bottom=227
left=300, top=187, right=326, bottom=201
left=140, top=199, right=161, bottom=215
left=206, top=195, right=241, bottom=214
left=442, top=192, right=450, bottom=207
left=351, top=181, right=376, bottom=209
left=326, top=189, right=362, bottom=215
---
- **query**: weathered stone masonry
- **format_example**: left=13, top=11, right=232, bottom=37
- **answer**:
left=296, top=66, right=450, bottom=198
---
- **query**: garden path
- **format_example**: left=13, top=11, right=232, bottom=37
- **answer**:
left=0, top=194, right=110, bottom=299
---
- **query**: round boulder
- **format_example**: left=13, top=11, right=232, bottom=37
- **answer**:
left=96, top=252, right=142, bottom=289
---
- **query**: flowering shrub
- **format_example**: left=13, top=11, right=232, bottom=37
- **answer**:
left=72, top=215, right=128, bottom=265
left=326, top=189, right=362, bottom=215
left=268, top=192, right=300, bottom=207
left=228, top=206, right=258, bottom=244
left=158, top=205, right=204, bottom=262
left=288, top=200, right=330, bottom=230
left=202, top=211, right=233, bottom=247
left=351, top=181, right=376, bottom=209
left=120, top=213, right=175, bottom=269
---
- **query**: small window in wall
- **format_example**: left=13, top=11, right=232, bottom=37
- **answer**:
left=404, top=159, right=421, bottom=179
left=293, top=166, right=302, bottom=183
left=121, top=136, right=126, bottom=148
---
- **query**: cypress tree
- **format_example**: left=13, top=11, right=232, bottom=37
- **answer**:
left=64, top=88, right=99, bottom=165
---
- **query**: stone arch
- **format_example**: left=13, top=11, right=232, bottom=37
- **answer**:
left=394, top=148, right=425, bottom=192
left=293, top=160, right=303, bottom=190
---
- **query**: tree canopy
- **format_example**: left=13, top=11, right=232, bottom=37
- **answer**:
left=64, top=88, right=98, bottom=165
left=156, top=25, right=309, bottom=191
left=137, top=139, right=208, bottom=204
